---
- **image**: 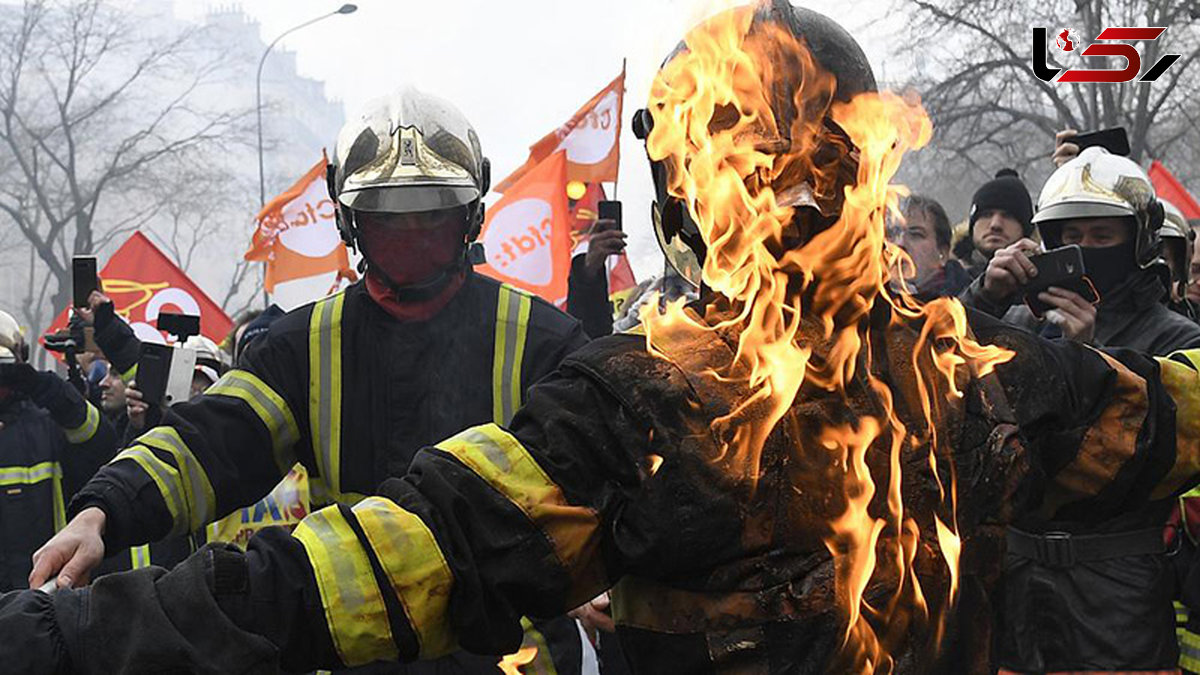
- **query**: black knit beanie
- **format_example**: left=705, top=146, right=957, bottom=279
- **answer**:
left=969, top=168, right=1034, bottom=235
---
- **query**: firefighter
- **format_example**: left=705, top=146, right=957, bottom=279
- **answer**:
left=30, top=87, right=589, bottom=673
left=9, top=4, right=1200, bottom=674
left=1160, top=199, right=1198, bottom=320
left=0, top=310, right=117, bottom=592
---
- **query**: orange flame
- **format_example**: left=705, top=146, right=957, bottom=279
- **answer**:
left=640, top=3, right=1013, bottom=668
left=497, top=646, right=538, bottom=675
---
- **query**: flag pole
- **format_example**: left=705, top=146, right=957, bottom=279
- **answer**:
left=611, top=58, right=627, bottom=202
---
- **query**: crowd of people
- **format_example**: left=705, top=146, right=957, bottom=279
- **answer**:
left=3, top=2, right=1200, bottom=674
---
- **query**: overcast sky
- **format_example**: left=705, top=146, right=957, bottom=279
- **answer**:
left=174, top=0, right=898, bottom=279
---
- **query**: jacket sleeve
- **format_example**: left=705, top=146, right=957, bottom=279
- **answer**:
left=90, top=302, right=141, bottom=383
left=566, top=253, right=613, bottom=339
left=238, top=361, right=650, bottom=670
left=975, top=314, right=1200, bottom=522
left=25, top=370, right=118, bottom=500
left=67, top=323, right=308, bottom=551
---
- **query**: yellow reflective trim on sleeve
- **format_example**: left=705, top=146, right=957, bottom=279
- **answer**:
left=135, top=427, right=217, bottom=532
left=351, top=497, right=455, bottom=659
left=119, top=363, right=138, bottom=384
left=514, top=617, right=559, bottom=675
left=207, top=369, right=300, bottom=473
left=130, top=545, right=151, bottom=569
left=1153, top=356, right=1200, bottom=499
left=1181, top=627, right=1200, bottom=672
left=113, top=445, right=187, bottom=532
left=293, top=504, right=397, bottom=666
left=436, top=424, right=606, bottom=604
left=63, top=402, right=101, bottom=444
left=493, top=285, right=533, bottom=426
left=309, top=292, right=346, bottom=500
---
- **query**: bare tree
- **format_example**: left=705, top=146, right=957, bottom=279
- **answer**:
left=898, top=0, right=1200, bottom=217
left=0, top=0, right=251, bottom=334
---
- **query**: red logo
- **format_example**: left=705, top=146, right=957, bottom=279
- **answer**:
left=1033, top=26, right=1181, bottom=83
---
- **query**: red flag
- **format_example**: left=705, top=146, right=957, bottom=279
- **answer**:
left=246, top=156, right=356, bottom=293
left=1149, top=160, right=1200, bottom=219
left=46, top=232, right=233, bottom=347
left=495, top=68, right=625, bottom=192
left=477, top=151, right=573, bottom=304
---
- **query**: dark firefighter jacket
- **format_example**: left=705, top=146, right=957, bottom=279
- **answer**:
left=69, top=273, right=589, bottom=674
left=962, top=269, right=1200, bottom=672
left=21, top=303, right=1200, bottom=675
left=0, top=371, right=115, bottom=591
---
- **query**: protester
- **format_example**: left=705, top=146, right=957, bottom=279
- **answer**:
left=11, top=7, right=1200, bottom=674
left=891, top=194, right=971, bottom=300
left=0, top=309, right=116, bottom=592
left=31, top=87, right=592, bottom=675
left=954, top=168, right=1034, bottom=278
left=566, top=218, right=627, bottom=338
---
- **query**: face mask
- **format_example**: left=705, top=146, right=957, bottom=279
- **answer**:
left=1080, top=240, right=1138, bottom=297
left=357, top=218, right=465, bottom=287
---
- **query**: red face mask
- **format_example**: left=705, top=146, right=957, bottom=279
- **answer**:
left=356, top=208, right=470, bottom=321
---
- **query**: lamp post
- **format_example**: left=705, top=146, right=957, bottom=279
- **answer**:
left=256, top=3, right=357, bottom=208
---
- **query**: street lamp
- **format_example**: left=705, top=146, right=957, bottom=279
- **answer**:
left=256, top=4, right=357, bottom=207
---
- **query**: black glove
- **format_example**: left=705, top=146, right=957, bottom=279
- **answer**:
left=92, top=299, right=116, bottom=331
left=0, top=362, right=40, bottom=393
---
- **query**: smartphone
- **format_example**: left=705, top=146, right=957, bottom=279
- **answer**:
left=157, top=313, right=201, bottom=341
left=72, top=256, right=98, bottom=308
left=137, top=342, right=173, bottom=407
left=1071, top=127, right=1130, bottom=156
left=1023, top=245, right=1099, bottom=317
left=597, top=200, right=622, bottom=232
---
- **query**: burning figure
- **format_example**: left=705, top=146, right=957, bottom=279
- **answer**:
left=4, top=3, right=1200, bottom=674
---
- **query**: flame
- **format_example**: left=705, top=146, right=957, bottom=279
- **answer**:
left=640, top=3, right=1013, bottom=668
left=497, top=646, right=538, bottom=675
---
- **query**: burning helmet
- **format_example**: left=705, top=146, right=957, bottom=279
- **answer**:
left=633, top=1, right=877, bottom=287
left=1032, top=146, right=1163, bottom=269
left=326, top=87, right=492, bottom=272
left=0, top=310, right=26, bottom=364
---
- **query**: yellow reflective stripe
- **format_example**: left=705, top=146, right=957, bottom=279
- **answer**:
left=436, top=424, right=605, bottom=603
left=1154, top=356, right=1200, bottom=499
left=1182, top=628, right=1200, bottom=671
left=293, top=505, right=396, bottom=665
left=309, top=293, right=346, bottom=499
left=135, top=427, right=217, bottom=533
left=119, top=363, right=138, bottom=384
left=114, top=445, right=187, bottom=532
left=130, top=545, right=151, bottom=569
left=52, top=471, right=65, bottom=532
left=0, top=461, right=61, bottom=486
left=493, top=285, right=533, bottom=425
left=352, top=497, right=455, bottom=659
left=208, top=369, right=300, bottom=473
left=63, top=402, right=101, bottom=444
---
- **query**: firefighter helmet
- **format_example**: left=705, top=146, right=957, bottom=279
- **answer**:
left=1033, top=146, right=1164, bottom=269
left=0, top=310, right=26, bottom=364
left=327, top=86, right=492, bottom=245
left=634, top=1, right=877, bottom=287
left=1159, top=199, right=1193, bottom=295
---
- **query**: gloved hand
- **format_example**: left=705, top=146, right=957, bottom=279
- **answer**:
left=0, top=362, right=40, bottom=393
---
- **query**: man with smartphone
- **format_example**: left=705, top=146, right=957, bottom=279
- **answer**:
left=565, top=199, right=628, bottom=338
left=961, top=146, right=1200, bottom=672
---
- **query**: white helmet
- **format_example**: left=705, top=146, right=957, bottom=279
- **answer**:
left=181, top=335, right=226, bottom=385
left=0, top=310, right=24, bottom=364
left=1033, top=146, right=1163, bottom=268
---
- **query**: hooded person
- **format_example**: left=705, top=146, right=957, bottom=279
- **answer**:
left=8, top=4, right=1200, bottom=675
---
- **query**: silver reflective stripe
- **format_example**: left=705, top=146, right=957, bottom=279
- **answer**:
left=63, top=402, right=101, bottom=444
left=208, top=370, right=300, bottom=472
left=136, top=427, right=216, bottom=532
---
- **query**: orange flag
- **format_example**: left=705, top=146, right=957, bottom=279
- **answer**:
left=495, top=68, right=625, bottom=192
left=1149, top=160, right=1200, bottom=219
left=246, top=157, right=357, bottom=293
left=477, top=151, right=573, bottom=304
left=45, top=231, right=233, bottom=347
